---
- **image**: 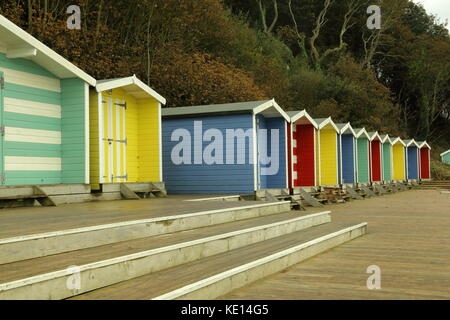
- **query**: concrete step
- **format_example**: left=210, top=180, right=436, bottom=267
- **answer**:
left=71, top=222, right=367, bottom=300
left=184, top=195, right=242, bottom=202
left=0, top=210, right=331, bottom=299
left=0, top=201, right=290, bottom=265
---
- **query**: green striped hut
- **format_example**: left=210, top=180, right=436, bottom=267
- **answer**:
left=380, top=134, right=393, bottom=182
left=353, top=128, right=371, bottom=185
left=0, top=15, right=95, bottom=187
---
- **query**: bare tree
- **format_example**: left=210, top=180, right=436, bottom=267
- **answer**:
left=362, top=0, right=405, bottom=69
left=309, top=0, right=334, bottom=68
left=320, top=0, right=362, bottom=63
left=256, top=0, right=278, bottom=34
left=27, top=0, right=33, bottom=27
left=287, top=0, right=307, bottom=61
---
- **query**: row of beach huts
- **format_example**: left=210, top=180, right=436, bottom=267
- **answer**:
left=0, top=15, right=431, bottom=206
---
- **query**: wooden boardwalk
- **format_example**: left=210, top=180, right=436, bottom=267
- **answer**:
left=222, top=190, right=450, bottom=299
left=0, top=195, right=258, bottom=239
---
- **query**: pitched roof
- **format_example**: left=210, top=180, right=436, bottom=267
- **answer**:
left=391, top=137, right=406, bottom=146
left=162, top=99, right=290, bottom=121
left=0, top=14, right=95, bottom=85
left=353, top=128, right=370, bottom=139
left=367, top=131, right=382, bottom=141
left=336, top=122, right=356, bottom=136
left=416, top=141, right=431, bottom=149
left=286, top=110, right=317, bottom=128
left=96, top=75, right=166, bottom=104
left=313, top=117, right=339, bottom=131
left=403, top=139, right=419, bottom=147
left=380, top=134, right=391, bottom=144
left=441, top=149, right=450, bottom=157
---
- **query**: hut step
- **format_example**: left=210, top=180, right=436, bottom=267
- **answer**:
left=32, top=186, right=57, bottom=207
left=346, top=186, right=364, bottom=200
left=120, top=184, right=140, bottom=200
left=373, top=185, right=387, bottom=194
left=361, top=185, right=376, bottom=197
left=299, top=188, right=324, bottom=207
left=264, top=191, right=279, bottom=202
left=395, top=183, right=407, bottom=191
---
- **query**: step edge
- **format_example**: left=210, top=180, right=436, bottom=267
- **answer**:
left=0, top=201, right=291, bottom=245
left=0, top=211, right=331, bottom=292
left=185, top=196, right=241, bottom=202
left=152, top=222, right=367, bottom=300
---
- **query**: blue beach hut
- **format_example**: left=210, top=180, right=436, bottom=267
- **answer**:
left=161, top=100, right=290, bottom=194
left=404, top=139, right=420, bottom=180
left=336, top=122, right=357, bottom=185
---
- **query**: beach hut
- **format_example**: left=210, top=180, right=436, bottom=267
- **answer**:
left=417, top=141, right=431, bottom=180
left=89, top=76, right=166, bottom=190
left=286, top=110, right=318, bottom=188
left=336, top=123, right=357, bottom=185
left=440, top=150, right=450, bottom=165
left=404, top=139, right=420, bottom=181
left=0, top=15, right=95, bottom=187
left=353, top=128, right=371, bottom=185
left=392, top=137, right=406, bottom=181
left=161, top=100, right=290, bottom=194
left=368, top=131, right=383, bottom=183
left=314, top=118, right=339, bottom=186
left=380, top=134, right=393, bottom=182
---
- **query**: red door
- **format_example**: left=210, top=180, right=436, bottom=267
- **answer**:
left=371, top=140, right=382, bottom=181
left=295, top=124, right=315, bottom=187
left=420, top=148, right=430, bottom=179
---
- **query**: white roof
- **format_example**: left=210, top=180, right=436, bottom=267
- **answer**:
left=417, top=141, right=431, bottom=149
left=313, top=117, right=339, bottom=132
left=96, top=75, right=166, bottom=104
left=336, top=122, right=356, bottom=136
left=367, top=131, right=382, bottom=141
left=0, top=14, right=95, bottom=86
left=286, top=110, right=318, bottom=129
left=440, top=149, right=450, bottom=157
left=380, top=134, right=392, bottom=144
left=353, top=128, right=370, bottom=139
left=391, top=137, right=406, bottom=147
left=162, top=99, right=290, bottom=122
left=404, top=139, right=420, bottom=147
left=254, top=99, right=290, bottom=122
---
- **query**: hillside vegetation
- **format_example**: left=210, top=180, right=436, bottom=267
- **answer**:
left=1, top=0, right=449, bottom=174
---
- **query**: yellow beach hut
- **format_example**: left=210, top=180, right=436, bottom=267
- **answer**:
left=314, top=118, right=339, bottom=186
left=89, top=75, right=166, bottom=191
left=391, top=137, right=406, bottom=181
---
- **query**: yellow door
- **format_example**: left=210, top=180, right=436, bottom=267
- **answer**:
left=392, top=144, right=405, bottom=180
left=319, top=128, right=338, bottom=185
left=102, top=96, right=127, bottom=183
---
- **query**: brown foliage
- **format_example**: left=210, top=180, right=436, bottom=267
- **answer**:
left=0, top=0, right=270, bottom=107
left=149, top=49, right=268, bottom=107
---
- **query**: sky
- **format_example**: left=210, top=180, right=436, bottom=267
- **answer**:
left=412, top=0, right=450, bottom=31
